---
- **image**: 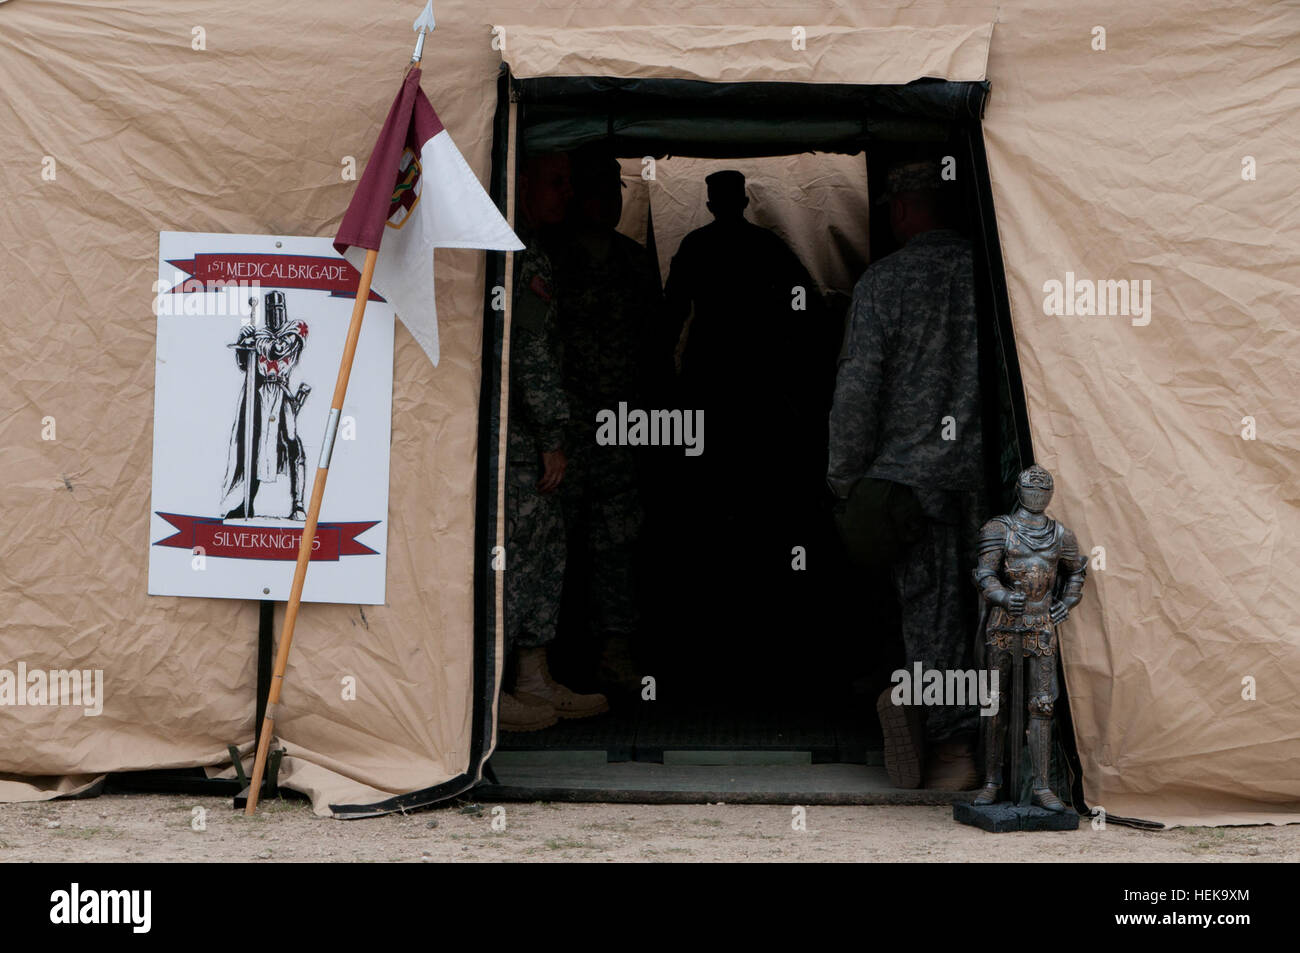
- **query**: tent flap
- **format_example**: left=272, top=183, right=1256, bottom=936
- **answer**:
left=500, top=23, right=994, bottom=85
left=514, top=77, right=987, bottom=157
left=513, top=77, right=989, bottom=121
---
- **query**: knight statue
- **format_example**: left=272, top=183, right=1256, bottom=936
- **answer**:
left=971, top=464, right=1087, bottom=812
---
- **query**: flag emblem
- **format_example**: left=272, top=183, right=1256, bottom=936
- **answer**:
left=387, top=148, right=422, bottom=230
left=333, top=67, right=522, bottom=366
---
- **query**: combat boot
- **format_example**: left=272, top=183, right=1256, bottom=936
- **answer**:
left=498, top=691, right=558, bottom=733
left=924, top=738, right=979, bottom=791
left=595, top=633, right=642, bottom=697
left=876, top=688, right=925, bottom=789
left=516, top=647, right=609, bottom=719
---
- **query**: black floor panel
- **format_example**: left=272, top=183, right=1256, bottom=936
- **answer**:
left=497, top=690, right=879, bottom=762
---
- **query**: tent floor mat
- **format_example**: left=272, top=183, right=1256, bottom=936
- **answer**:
left=476, top=761, right=969, bottom=805
left=494, top=693, right=880, bottom=764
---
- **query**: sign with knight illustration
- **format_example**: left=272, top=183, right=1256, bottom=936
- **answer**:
left=148, top=232, right=394, bottom=604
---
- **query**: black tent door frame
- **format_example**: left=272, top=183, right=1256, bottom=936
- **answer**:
left=464, top=68, right=1090, bottom=806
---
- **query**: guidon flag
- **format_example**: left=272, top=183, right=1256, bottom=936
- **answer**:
left=334, top=67, right=522, bottom=365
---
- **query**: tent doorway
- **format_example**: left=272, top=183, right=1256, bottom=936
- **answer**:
left=482, top=72, right=1049, bottom=801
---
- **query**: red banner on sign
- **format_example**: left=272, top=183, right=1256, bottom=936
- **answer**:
left=153, top=513, right=380, bottom=561
left=165, top=253, right=386, bottom=301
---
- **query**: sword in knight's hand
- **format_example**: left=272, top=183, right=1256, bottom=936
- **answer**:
left=241, top=297, right=259, bottom=518
left=229, top=297, right=261, bottom=348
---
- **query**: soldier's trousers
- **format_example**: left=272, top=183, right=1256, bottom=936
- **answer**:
left=504, top=464, right=566, bottom=653
left=891, top=489, right=983, bottom=743
left=561, top=445, right=642, bottom=637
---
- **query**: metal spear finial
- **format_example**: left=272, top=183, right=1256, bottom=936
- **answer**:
left=410, top=1, right=436, bottom=65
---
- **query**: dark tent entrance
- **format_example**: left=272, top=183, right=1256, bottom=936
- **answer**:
left=477, top=70, right=1063, bottom=802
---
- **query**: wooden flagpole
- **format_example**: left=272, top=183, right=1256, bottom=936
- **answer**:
left=244, top=248, right=377, bottom=814
left=244, top=0, right=435, bottom=816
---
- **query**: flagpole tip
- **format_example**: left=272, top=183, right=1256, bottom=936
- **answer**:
left=413, top=0, right=436, bottom=32
left=410, top=1, right=436, bottom=64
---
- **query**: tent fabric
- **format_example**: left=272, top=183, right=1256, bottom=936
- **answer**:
left=0, top=775, right=104, bottom=804
left=1, top=1, right=1297, bottom=826
left=0, top=2, right=500, bottom=817
left=499, top=23, right=994, bottom=85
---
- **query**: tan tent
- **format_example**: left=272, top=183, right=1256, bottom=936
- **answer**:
left=1, top=0, right=1296, bottom=826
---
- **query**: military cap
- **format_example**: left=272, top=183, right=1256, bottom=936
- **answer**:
left=705, top=169, right=747, bottom=199
left=876, top=159, right=944, bottom=204
left=570, top=144, right=619, bottom=178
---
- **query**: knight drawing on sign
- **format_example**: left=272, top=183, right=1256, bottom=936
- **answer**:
left=220, top=290, right=312, bottom=520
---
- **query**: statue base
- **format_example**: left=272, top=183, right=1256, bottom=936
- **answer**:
left=953, top=801, right=1080, bottom=833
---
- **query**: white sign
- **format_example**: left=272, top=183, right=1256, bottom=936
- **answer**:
left=148, top=232, right=393, bottom=604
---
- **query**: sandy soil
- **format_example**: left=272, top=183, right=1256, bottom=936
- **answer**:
left=1, top=795, right=1295, bottom=863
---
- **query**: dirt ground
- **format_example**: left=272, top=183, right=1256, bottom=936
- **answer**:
left=1, top=794, right=1296, bottom=862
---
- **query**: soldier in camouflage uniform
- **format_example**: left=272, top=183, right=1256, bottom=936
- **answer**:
left=543, top=147, right=662, bottom=693
left=826, top=159, right=984, bottom=789
left=501, top=152, right=608, bottom=732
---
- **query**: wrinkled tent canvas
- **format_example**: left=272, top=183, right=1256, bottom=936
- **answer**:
left=1, top=0, right=1296, bottom=825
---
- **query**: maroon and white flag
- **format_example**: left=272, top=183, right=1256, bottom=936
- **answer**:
left=334, top=67, right=521, bottom=365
